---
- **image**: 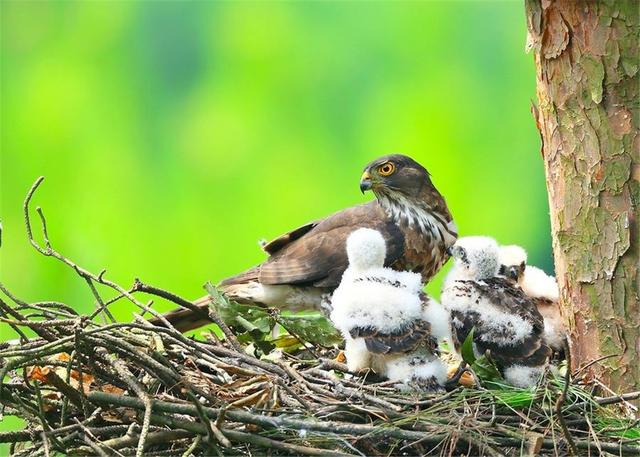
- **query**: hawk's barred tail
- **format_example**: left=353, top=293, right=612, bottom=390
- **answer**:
left=148, top=295, right=214, bottom=333
left=150, top=266, right=262, bottom=332
left=219, top=266, right=260, bottom=286
left=146, top=282, right=263, bottom=333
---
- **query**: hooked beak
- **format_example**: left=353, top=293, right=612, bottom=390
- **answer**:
left=446, top=246, right=453, bottom=256
left=359, top=171, right=373, bottom=194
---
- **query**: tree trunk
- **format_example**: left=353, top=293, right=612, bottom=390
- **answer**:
left=524, top=0, right=639, bottom=393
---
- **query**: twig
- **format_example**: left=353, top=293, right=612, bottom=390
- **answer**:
left=270, top=308, right=321, bottom=360
left=594, top=391, right=640, bottom=406
left=572, top=353, right=620, bottom=378
left=41, top=370, right=84, bottom=411
left=87, top=391, right=450, bottom=444
left=181, top=436, right=202, bottom=457
left=97, top=430, right=194, bottom=452
left=134, top=279, right=242, bottom=352
left=0, top=297, right=56, bottom=341
left=555, top=339, right=578, bottom=456
left=151, top=412, right=355, bottom=456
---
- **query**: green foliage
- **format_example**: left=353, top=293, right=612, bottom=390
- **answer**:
left=460, top=326, right=476, bottom=364
left=204, top=282, right=341, bottom=356
left=460, top=327, right=504, bottom=384
left=277, top=313, right=344, bottom=347
left=487, top=387, right=536, bottom=408
left=471, top=356, right=504, bottom=383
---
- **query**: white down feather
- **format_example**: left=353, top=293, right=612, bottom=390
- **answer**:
left=503, top=364, right=545, bottom=388
left=498, top=245, right=527, bottom=268
left=331, top=268, right=424, bottom=335
left=521, top=266, right=559, bottom=301
left=441, top=237, right=534, bottom=346
left=422, top=297, right=452, bottom=343
left=331, top=228, right=425, bottom=335
left=330, top=228, right=449, bottom=389
left=521, top=266, right=564, bottom=352
left=441, top=281, right=534, bottom=346
left=385, top=355, right=448, bottom=386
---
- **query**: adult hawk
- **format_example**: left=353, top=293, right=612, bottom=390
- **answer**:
left=441, top=236, right=551, bottom=388
left=498, top=245, right=565, bottom=358
left=330, top=228, right=450, bottom=390
left=155, top=154, right=457, bottom=332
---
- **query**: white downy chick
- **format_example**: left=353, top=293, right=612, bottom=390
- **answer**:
left=498, top=242, right=565, bottom=356
left=498, top=244, right=528, bottom=284
left=521, top=265, right=565, bottom=354
left=330, top=228, right=447, bottom=390
left=441, top=236, right=551, bottom=388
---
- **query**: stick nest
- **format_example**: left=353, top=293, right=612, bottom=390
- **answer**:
left=0, top=177, right=638, bottom=457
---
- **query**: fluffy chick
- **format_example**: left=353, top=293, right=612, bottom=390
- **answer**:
left=498, top=245, right=565, bottom=356
left=498, top=245, right=527, bottom=284
left=521, top=266, right=565, bottom=356
left=441, top=236, right=551, bottom=388
left=330, top=228, right=449, bottom=391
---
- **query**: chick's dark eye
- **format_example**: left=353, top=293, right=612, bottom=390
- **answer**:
left=378, top=162, right=395, bottom=176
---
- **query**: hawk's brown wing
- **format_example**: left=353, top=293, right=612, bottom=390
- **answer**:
left=350, top=320, right=438, bottom=355
left=262, top=221, right=320, bottom=255
left=256, top=202, right=405, bottom=288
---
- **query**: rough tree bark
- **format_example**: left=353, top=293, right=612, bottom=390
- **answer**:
left=525, top=0, right=639, bottom=392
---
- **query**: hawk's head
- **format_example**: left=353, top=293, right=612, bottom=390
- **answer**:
left=449, top=236, right=500, bottom=280
left=498, top=245, right=527, bottom=284
left=359, top=154, right=432, bottom=198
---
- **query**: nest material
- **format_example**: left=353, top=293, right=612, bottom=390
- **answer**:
left=2, top=289, right=640, bottom=457
left=0, top=177, right=639, bottom=457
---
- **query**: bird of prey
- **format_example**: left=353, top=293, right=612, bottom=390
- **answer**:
left=441, top=236, right=551, bottom=388
left=498, top=245, right=566, bottom=357
left=155, top=154, right=457, bottom=332
left=330, top=228, right=450, bottom=390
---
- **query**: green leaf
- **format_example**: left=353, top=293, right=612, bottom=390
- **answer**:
left=471, top=354, right=503, bottom=383
left=204, top=282, right=272, bottom=329
left=203, top=282, right=341, bottom=352
left=271, top=335, right=302, bottom=350
left=459, top=327, right=504, bottom=384
left=204, top=282, right=275, bottom=355
left=460, top=327, right=477, bottom=364
left=277, top=313, right=342, bottom=347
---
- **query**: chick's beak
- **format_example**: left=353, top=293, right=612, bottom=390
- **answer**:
left=359, top=171, right=373, bottom=194
left=507, top=266, right=519, bottom=281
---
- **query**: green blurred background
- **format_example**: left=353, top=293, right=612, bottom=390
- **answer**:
left=1, top=0, right=552, bottom=326
left=1, top=0, right=551, bottom=433
left=1, top=0, right=552, bottom=322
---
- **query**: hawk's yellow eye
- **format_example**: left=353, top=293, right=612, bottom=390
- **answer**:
left=378, top=162, right=395, bottom=176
